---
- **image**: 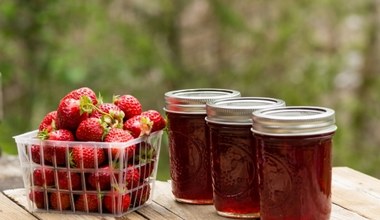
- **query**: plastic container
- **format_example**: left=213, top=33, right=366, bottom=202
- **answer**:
left=251, top=106, right=337, bottom=220
left=14, top=129, right=163, bottom=217
left=164, top=88, right=240, bottom=204
left=206, top=97, right=285, bottom=218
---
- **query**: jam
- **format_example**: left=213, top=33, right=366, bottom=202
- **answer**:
left=252, top=107, right=337, bottom=220
left=166, top=113, right=213, bottom=203
left=206, top=97, right=285, bottom=218
left=164, top=88, right=240, bottom=204
left=255, top=134, right=333, bottom=220
left=208, top=124, right=260, bottom=217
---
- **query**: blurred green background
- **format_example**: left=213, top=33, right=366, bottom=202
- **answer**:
left=1, top=0, right=380, bottom=180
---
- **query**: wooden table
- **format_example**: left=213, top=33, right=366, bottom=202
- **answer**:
left=1, top=167, right=379, bottom=220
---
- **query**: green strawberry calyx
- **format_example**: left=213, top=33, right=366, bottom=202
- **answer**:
left=139, top=116, right=153, bottom=137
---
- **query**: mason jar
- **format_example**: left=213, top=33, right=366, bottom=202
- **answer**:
left=251, top=106, right=337, bottom=220
left=206, top=97, right=285, bottom=218
left=164, top=88, right=240, bottom=204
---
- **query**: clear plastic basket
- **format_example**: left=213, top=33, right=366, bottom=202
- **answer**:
left=14, top=129, right=163, bottom=217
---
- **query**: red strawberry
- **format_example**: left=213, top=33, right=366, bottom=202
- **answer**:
left=103, top=188, right=131, bottom=214
left=56, top=171, right=82, bottom=190
left=38, top=129, right=74, bottom=166
left=56, top=97, right=91, bottom=131
left=38, top=111, right=57, bottom=132
left=125, top=166, right=140, bottom=189
left=61, top=87, right=98, bottom=104
left=32, top=167, right=55, bottom=187
left=113, top=94, right=142, bottom=119
left=56, top=87, right=98, bottom=131
left=104, top=128, right=136, bottom=160
left=90, top=103, right=124, bottom=128
left=76, top=117, right=107, bottom=142
left=29, top=190, right=46, bottom=209
left=50, top=191, right=71, bottom=210
left=70, top=144, right=106, bottom=168
left=123, top=115, right=152, bottom=138
left=30, top=145, right=45, bottom=164
left=75, top=193, right=100, bottom=212
left=87, top=165, right=113, bottom=190
left=141, top=110, right=166, bottom=132
left=138, top=161, right=155, bottom=180
left=131, top=182, right=151, bottom=206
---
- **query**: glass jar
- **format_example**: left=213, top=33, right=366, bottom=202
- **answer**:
left=206, top=97, right=285, bottom=218
left=164, top=88, right=240, bottom=204
left=251, top=106, right=337, bottom=220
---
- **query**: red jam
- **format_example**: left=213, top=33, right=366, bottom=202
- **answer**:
left=164, top=88, right=241, bottom=204
left=251, top=106, right=337, bottom=220
left=166, top=112, right=213, bottom=203
left=255, top=134, right=333, bottom=220
left=206, top=97, right=285, bottom=218
left=208, top=124, right=260, bottom=217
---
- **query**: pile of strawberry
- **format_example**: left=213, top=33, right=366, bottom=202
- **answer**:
left=27, top=87, right=166, bottom=214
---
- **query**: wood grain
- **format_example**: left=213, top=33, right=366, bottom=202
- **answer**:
left=2, top=167, right=380, bottom=220
left=332, top=167, right=380, bottom=220
left=0, top=192, right=37, bottom=220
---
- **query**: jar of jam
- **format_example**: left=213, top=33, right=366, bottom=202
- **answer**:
left=164, top=88, right=240, bottom=204
left=206, top=97, right=285, bottom=218
left=251, top=106, right=337, bottom=220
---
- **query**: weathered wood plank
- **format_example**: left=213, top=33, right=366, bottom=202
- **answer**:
left=0, top=192, right=38, bottom=220
left=332, top=167, right=380, bottom=220
left=136, top=202, right=182, bottom=220
left=331, top=203, right=368, bottom=220
left=152, top=181, right=221, bottom=220
left=3, top=167, right=380, bottom=220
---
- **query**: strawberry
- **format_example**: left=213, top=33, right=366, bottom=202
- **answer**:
left=87, top=165, right=113, bottom=190
left=29, top=190, right=46, bottom=209
left=113, top=94, right=142, bottom=120
left=50, top=191, right=71, bottom=210
left=32, top=167, right=55, bottom=187
left=75, top=193, right=100, bottom=212
left=38, top=129, right=74, bottom=166
left=124, top=166, right=140, bottom=189
left=56, top=87, right=98, bottom=131
left=138, top=161, right=155, bottom=180
left=103, top=188, right=131, bottom=214
left=61, top=87, right=98, bottom=104
left=131, top=181, right=151, bottom=206
left=104, top=128, right=136, bottom=160
left=56, top=171, right=82, bottom=190
left=75, top=117, right=108, bottom=142
left=70, top=144, right=106, bottom=168
left=38, top=111, right=57, bottom=133
left=90, top=103, right=124, bottom=128
left=123, top=115, right=152, bottom=138
left=141, top=110, right=166, bottom=132
left=30, top=145, right=44, bottom=164
left=56, top=97, right=91, bottom=131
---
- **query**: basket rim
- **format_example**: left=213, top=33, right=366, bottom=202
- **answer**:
left=13, top=129, right=163, bottom=147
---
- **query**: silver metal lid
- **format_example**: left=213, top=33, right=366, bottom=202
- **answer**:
left=206, top=97, right=285, bottom=125
left=251, top=106, right=337, bottom=136
left=164, top=88, right=241, bottom=114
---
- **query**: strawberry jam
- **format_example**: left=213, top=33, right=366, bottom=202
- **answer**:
left=206, top=97, right=285, bottom=218
left=251, top=107, right=337, bottom=220
left=164, top=88, right=240, bottom=204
